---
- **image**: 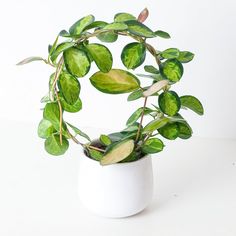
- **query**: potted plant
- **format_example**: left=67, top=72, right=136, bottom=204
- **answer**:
left=17, top=8, right=204, bottom=218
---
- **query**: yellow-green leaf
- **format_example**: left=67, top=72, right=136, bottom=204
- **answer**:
left=144, top=65, right=159, bottom=74
left=121, top=42, right=146, bottom=69
left=96, top=31, right=118, bottom=43
left=141, top=138, right=164, bottom=154
left=180, top=95, right=204, bottom=115
left=89, top=69, right=140, bottom=94
left=58, top=72, right=80, bottom=105
left=177, top=51, right=194, bottom=63
left=51, top=42, right=75, bottom=62
left=160, top=59, right=183, bottom=82
left=99, top=134, right=112, bottom=146
left=38, top=119, right=56, bottom=139
left=44, top=134, right=69, bottom=156
left=143, top=117, right=169, bottom=133
left=126, top=20, right=156, bottom=38
left=155, top=30, right=171, bottom=39
left=114, top=13, right=136, bottom=22
left=127, top=88, right=143, bottom=101
left=89, top=149, right=104, bottom=161
left=86, top=43, right=113, bottom=72
left=100, top=139, right=134, bottom=165
left=103, top=22, right=128, bottom=31
left=69, top=15, right=95, bottom=36
left=63, top=47, right=90, bottom=78
left=60, top=95, right=82, bottom=113
left=158, top=91, right=181, bottom=116
left=161, top=48, right=180, bottom=59
left=158, top=123, right=179, bottom=140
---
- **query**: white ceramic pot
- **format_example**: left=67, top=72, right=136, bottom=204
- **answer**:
left=78, top=149, right=153, bottom=218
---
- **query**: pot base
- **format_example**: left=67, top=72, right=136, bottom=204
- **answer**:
left=78, top=151, right=153, bottom=218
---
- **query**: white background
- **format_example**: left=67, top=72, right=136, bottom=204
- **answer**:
left=0, top=0, right=236, bottom=138
left=0, top=0, right=236, bottom=235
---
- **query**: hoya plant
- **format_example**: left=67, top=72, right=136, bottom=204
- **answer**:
left=17, top=8, right=204, bottom=165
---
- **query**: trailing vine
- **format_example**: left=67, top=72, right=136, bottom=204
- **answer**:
left=17, top=8, right=204, bottom=165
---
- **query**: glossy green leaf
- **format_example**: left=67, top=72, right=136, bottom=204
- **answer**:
left=86, top=43, right=113, bottom=72
left=100, top=139, right=134, bottom=165
left=161, top=48, right=180, bottom=59
left=69, top=15, right=95, bottom=36
left=127, top=88, right=143, bottom=101
left=44, top=134, right=69, bottom=156
left=96, top=31, right=118, bottom=43
left=108, top=131, right=137, bottom=142
left=121, top=42, right=146, bottom=69
left=89, top=69, right=140, bottom=94
left=76, top=43, right=93, bottom=62
left=155, top=30, right=171, bottom=39
left=122, top=122, right=140, bottom=133
left=89, top=149, right=104, bottom=161
left=103, top=22, right=128, bottom=31
left=84, top=21, right=107, bottom=30
left=126, top=107, right=153, bottom=126
left=143, top=80, right=169, bottom=97
left=49, top=35, right=59, bottom=56
left=180, top=95, right=204, bottom=115
left=158, top=91, right=181, bottom=116
left=143, top=117, right=169, bottom=133
left=144, top=65, right=159, bottom=74
left=16, top=56, right=44, bottom=65
left=160, top=59, right=183, bottom=82
left=177, top=51, right=194, bottom=63
left=114, top=13, right=136, bottom=22
left=158, top=123, right=179, bottom=140
left=108, top=132, right=125, bottom=142
left=142, top=138, right=164, bottom=154
left=58, top=72, right=80, bottom=105
left=49, top=73, right=55, bottom=94
left=67, top=123, right=91, bottom=141
left=99, top=134, right=112, bottom=146
left=43, top=102, right=69, bottom=138
left=178, top=122, right=192, bottom=139
left=38, top=119, right=56, bottom=139
left=120, top=152, right=140, bottom=163
left=63, top=47, right=90, bottom=78
left=60, top=95, right=82, bottom=113
left=43, top=102, right=60, bottom=130
left=51, top=42, right=75, bottom=62
left=126, top=20, right=156, bottom=38
left=59, top=30, right=71, bottom=37
left=172, top=114, right=193, bottom=139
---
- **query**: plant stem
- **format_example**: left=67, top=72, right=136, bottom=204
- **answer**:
left=50, top=56, right=64, bottom=145
left=86, top=145, right=106, bottom=153
left=51, top=56, right=64, bottom=94
left=43, top=59, right=55, bottom=67
left=145, top=43, right=161, bottom=65
left=54, top=90, right=63, bottom=145
left=67, top=130, right=105, bottom=153
left=135, top=97, right=148, bottom=142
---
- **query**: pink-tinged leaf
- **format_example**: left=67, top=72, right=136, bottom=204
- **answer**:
left=143, top=80, right=169, bottom=97
left=137, top=8, right=149, bottom=23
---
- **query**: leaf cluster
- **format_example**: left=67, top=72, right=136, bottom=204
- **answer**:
left=18, top=9, right=204, bottom=165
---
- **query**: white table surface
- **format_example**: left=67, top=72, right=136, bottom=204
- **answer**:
left=0, top=121, right=236, bottom=236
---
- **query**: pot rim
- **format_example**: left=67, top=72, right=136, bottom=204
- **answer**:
left=80, top=147, right=151, bottom=166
